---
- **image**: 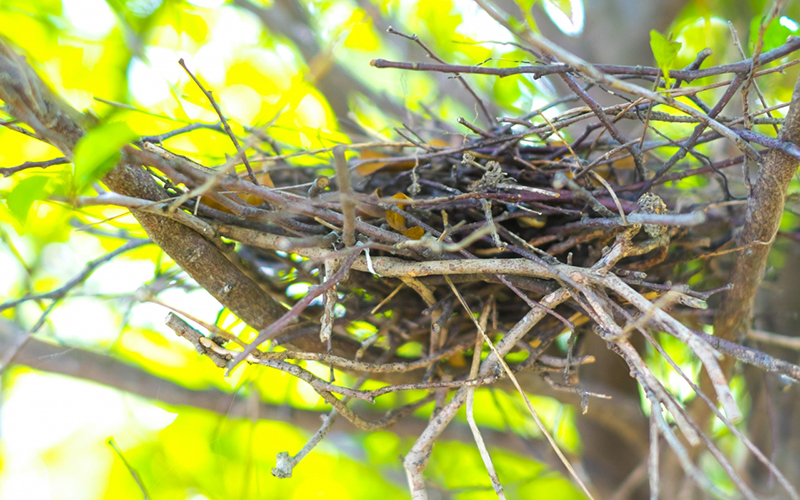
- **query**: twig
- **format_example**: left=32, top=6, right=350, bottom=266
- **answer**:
left=403, top=288, right=571, bottom=499
left=747, top=329, right=800, bottom=350
left=636, top=325, right=799, bottom=499
left=227, top=250, right=359, bottom=373
left=139, top=122, right=224, bottom=143
left=387, top=27, right=493, bottom=125
left=590, top=171, right=627, bottom=224
left=0, top=239, right=149, bottom=312
left=553, top=171, right=616, bottom=217
left=447, top=280, right=592, bottom=499
left=168, top=312, right=375, bottom=402
left=333, top=145, right=356, bottom=247
left=320, top=257, right=339, bottom=343
left=108, top=438, right=150, bottom=499
left=464, top=299, right=506, bottom=499
left=695, top=329, right=800, bottom=381
left=0, top=156, right=69, bottom=176
left=178, top=58, right=259, bottom=184
left=370, top=37, right=800, bottom=81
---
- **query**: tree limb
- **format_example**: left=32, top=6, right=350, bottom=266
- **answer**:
left=714, top=74, right=800, bottom=341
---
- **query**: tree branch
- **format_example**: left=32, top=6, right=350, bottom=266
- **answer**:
left=714, top=74, right=800, bottom=342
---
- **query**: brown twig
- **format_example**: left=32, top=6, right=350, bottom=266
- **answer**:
left=178, top=58, right=259, bottom=184
left=0, top=156, right=69, bottom=176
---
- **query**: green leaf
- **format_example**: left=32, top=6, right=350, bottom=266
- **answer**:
left=546, top=0, right=572, bottom=20
left=542, top=0, right=583, bottom=36
left=72, top=121, right=139, bottom=192
left=6, top=175, right=51, bottom=225
left=650, top=30, right=681, bottom=85
left=514, top=0, right=538, bottom=12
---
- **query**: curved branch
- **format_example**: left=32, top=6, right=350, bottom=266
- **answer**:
left=714, top=74, right=800, bottom=342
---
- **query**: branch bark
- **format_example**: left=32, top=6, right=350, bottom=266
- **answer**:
left=714, top=74, right=800, bottom=342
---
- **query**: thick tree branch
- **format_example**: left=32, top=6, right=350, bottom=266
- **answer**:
left=714, top=74, right=800, bottom=342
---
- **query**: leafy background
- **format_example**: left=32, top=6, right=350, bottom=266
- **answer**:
left=1, top=0, right=799, bottom=498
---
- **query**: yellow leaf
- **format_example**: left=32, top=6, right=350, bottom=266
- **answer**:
left=613, top=155, right=636, bottom=170
left=518, top=215, right=547, bottom=228
left=386, top=210, right=407, bottom=233
left=260, top=171, right=275, bottom=188
left=385, top=193, right=423, bottom=239
left=403, top=226, right=425, bottom=240
left=385, top=193, right=410, bottom=231
left=356, top=148, right=416, bottom=176
left=204, top=165, right=274, bottom=214
left=356, top=149, right=390, bottom=176
left=448, top=352, right=467, bottom=368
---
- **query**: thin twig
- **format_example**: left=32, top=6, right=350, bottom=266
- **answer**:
left=178, top=58, right=259, bottom=184
left=108, top=438, right=150, bottom=499
left=0, top=156, right=69, bottom=176
left=333, top=145, right=356, bottom=247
